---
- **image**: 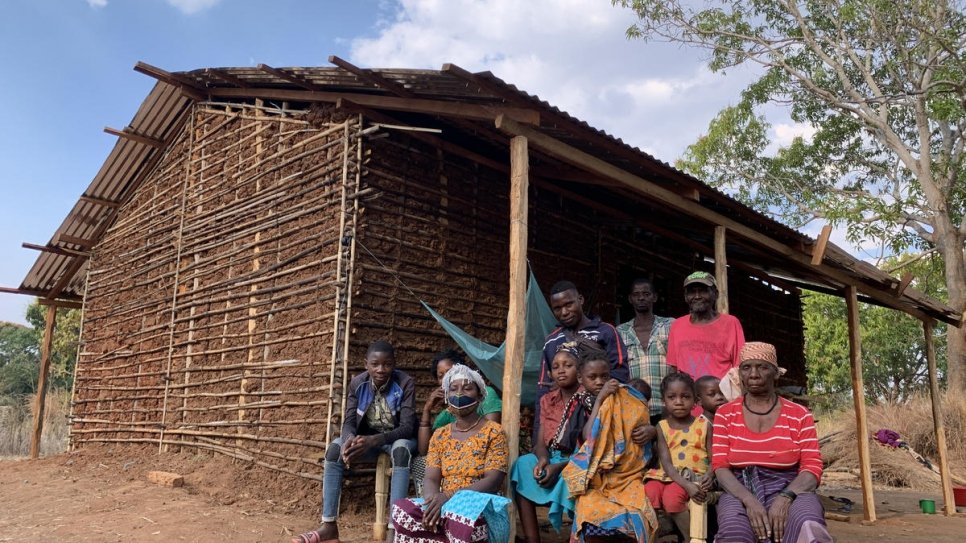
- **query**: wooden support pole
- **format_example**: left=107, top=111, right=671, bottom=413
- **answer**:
left=714, top=226, right=729, bottom=314
left=811, top=224, right=833, bottom=265
left=845, top=285, right=876, bottom=522
left=30, top=305, right=57, bottom=459
left=924, top=319, right=956, bottom=515
left=503, top=135, right=529, bottom=539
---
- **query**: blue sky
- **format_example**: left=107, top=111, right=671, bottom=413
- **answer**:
left=0, top=0, right=825, bottom=324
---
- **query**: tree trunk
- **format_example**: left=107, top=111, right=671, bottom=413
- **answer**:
left=935, top=221, right=966, bottom=393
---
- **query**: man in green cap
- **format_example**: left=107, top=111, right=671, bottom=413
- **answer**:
left=666, top=271, right=745, bottom=385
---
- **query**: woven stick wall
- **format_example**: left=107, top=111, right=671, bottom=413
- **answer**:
left=68, top=104, right=806, bottom=488
left=69, top=102, right=365, bottom=482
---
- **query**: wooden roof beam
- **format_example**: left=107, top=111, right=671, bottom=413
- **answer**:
left=210, top=87, right=540, bottom=125
left=256, top=64, right=321, bottom=91
left=203, top=67, right=251, bottom=88
left=39, top=298, right=83, bottom=309
left=336, top=100, right=508, bottom=173
left=79, top=195, right=121, bottom=208
left=0, top=286, right=82, bottom=301
left=896, top=272, right=914, bottom=297
left=494, top=113, right=958, bottom=326
left=22, top=242, right=91, bottom=259
left=104, top=126, right=165, bottom=148
left=443, top=62, right=701, bottom=203
left=134, top=61, right=206, bottom=101
left=328, top=55, right=415, bottom=98
left=57, top=234, right=95, bottom=248
left=810, top=224, right=833, bottom=265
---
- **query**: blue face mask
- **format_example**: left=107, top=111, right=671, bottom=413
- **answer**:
left=447, top=395, right=479, bottom=409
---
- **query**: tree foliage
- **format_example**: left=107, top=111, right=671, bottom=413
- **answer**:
left=0, top=322, right=40, bottom=398
left=806, top=255, right=946, bottom=405
left=616, top=0, right=966, bottom=391
left=0, top=301, right=80, bottom=399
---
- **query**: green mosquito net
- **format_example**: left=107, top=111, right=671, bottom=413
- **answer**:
left=421, top=271, right=556, bottom=406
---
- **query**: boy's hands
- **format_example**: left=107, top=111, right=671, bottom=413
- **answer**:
left=631, top=424, right=656, bottom=444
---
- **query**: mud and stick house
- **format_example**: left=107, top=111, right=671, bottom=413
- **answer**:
left=9, top=60, right=961, bottom=518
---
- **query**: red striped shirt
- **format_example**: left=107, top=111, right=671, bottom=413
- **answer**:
left=711, top=397, right=823, bottom=484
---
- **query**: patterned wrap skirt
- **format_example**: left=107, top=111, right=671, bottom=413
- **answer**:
left=716, top=466, right=832, bottom=543
left=391, top=490, right=511, bottom=543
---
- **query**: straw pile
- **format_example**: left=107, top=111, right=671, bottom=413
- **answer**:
left=819, top=393, right=966, bottom=490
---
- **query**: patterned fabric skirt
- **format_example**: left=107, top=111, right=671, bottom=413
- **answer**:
left=391, top=490, right=511, bottom=543
left=716, top=466, right=831, bottom=543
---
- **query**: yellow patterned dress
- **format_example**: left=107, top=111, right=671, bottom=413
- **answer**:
left=391, top=420, right=510, bottom=543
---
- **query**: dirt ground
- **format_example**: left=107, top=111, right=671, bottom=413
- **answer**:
left=1, top=448, right=964, bottom=542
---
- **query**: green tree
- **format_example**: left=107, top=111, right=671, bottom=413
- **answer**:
left=25, top=301, right=81, bottom=392
left=0, top=322, right=40, bottom=398
left=805, top=255, right=946, bottom=405
left=616, top=0, right=966, bottom=392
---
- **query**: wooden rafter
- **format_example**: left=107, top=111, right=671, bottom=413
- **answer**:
left=39, top=298, right=83, bottom=309
left=210, top=87, right=540, bottom=125
left=134, top=61, right=206, bottom=101
left=810, top=224, right=833, bottom=265
left=328, top=55, right=415, bottom=98
left=256, top=64, right=320, bottom=91
left=104, top=126, right=165, bottom=148
left=57, top=234, right=95, bottom=248
left=494, top=113, right=956, bottom=325
left=0, top=286, right=82, bottom=301
left=22, top=242, right=91, bottom=258
left=204, top=67, right=251, bottom=88
left=443, top=63, right=707, bottom=203
left=896, top=272, right=914, bottom=297
left=80, top=195, right=121, bottom=208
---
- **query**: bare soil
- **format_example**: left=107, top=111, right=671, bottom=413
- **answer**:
left=1, top=447, right=964, bottom=542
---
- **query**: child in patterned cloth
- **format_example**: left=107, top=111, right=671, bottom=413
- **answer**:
left=645, top=372, right=713, bottom=540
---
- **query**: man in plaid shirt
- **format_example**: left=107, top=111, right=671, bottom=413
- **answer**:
left=616, top=277, right=673, bottom=424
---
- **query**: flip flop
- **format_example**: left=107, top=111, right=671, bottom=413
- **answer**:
left=292, top=531, right=340, bottom=543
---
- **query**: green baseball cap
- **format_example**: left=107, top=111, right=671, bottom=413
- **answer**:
left=683, top=271, right=716, bottom=288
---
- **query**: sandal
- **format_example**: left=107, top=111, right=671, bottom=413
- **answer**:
left=292, top=531, right=340, bottom=543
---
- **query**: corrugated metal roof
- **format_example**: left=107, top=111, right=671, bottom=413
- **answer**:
left=19, top=81, right=191, bottom=299
left=16, top=62, right=960, bottom=325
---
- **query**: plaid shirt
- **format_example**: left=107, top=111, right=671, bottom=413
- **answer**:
left=617, top=316, right=673, bottom=417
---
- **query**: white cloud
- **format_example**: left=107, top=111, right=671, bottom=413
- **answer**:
left=349, top=0, right=760, bottom=162
left=773, top=122, right=817, bottom=147
left=86, top=0, right=108, bottom=8
left=166, top=0, right=221, bottom=15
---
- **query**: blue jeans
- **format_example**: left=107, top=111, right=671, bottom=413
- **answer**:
left=321, top=436, right=417, bottom=523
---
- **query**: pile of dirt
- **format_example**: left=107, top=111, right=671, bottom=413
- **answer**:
left=819, top=393, right=966, bottom=491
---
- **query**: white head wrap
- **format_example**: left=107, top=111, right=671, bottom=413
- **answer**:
left=441, top=363, right=487, bottom=399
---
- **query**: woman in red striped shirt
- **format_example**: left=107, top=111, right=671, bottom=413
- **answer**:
left=711, top=342, right=832, bottom=543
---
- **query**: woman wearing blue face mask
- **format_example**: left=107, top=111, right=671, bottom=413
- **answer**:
left=412, top=351, right=503, bottom=497
left=391, top=364, right=511, bottom=543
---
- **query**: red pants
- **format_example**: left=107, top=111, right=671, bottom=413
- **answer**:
left=645, top=479, right=689, bottom=513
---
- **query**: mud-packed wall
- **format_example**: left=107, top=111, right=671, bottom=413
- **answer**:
left=72, top=102, right=362, bottom=481
left=351, top=128, right=807, bottom=404
left=72, top=108, right=805, bottom=489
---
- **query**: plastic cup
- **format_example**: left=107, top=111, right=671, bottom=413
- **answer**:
left=919, top=499, right=936, bottom=514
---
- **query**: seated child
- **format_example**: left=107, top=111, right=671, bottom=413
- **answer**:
left=644, top=372, right=713, bottom=541
left=511, top=343, right=585, bottom=543
left=563, top=355, right=658, bottom=543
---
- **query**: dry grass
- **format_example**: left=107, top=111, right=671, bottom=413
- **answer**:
left=0, top=390, right=70, bottom=458
left=819, top=393, right=966, bottom=491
